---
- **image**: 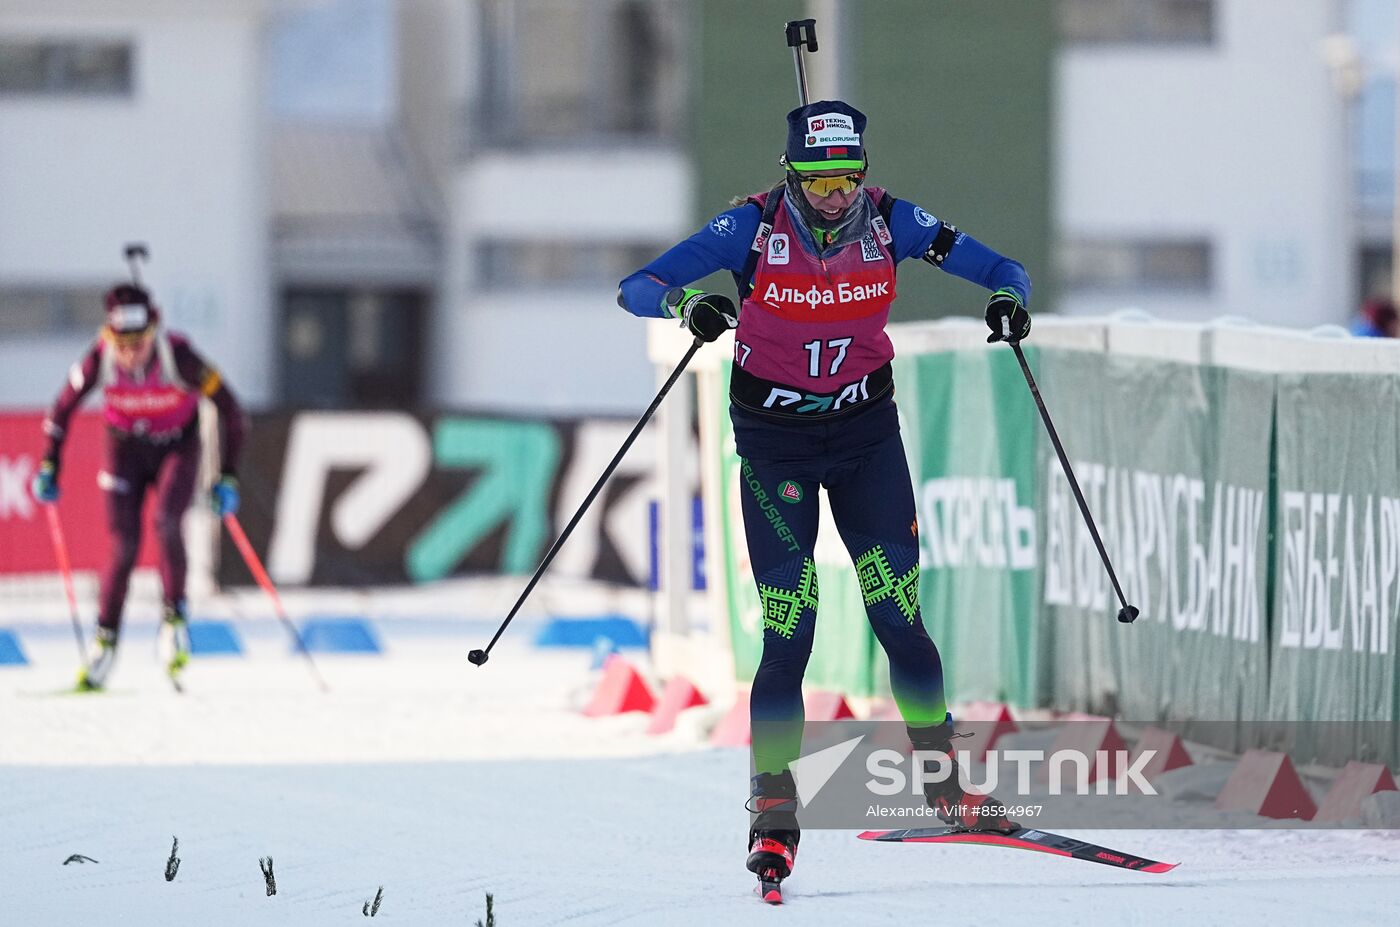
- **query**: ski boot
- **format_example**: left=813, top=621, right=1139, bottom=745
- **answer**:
left=76, top=627, right=118, bottom=692
left=910, top=720, right=1017, bottom=833
left=158, top=601, right=191, bottom=690
left=746, top=770, right=800, bottom=904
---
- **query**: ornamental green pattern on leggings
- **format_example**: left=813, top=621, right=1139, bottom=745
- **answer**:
left=758, top=557, right=819, bottom=639
left=855, top=544, right=919, bottom=623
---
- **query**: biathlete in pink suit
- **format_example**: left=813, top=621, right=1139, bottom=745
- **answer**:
left=31, top=283, right=246, bottom=690
left=618, top=100, right=1032, bottom=885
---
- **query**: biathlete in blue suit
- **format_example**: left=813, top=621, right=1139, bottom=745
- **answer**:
left=618, top=100, right=1031, bottom=882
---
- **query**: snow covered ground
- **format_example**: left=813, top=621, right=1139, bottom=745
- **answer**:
left=3, top=597, right=1400, bottom=925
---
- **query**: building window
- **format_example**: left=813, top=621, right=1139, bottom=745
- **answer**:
left=0, top=39, right=133, bottom=95
left=1357, top=245, right=1393, bottom=310
left=0, top=287, right=107, bottom=336
left=1059, top=238, right=1213, bottom=293
left=476, top=0, right=686, bottom=147
left=478, top=241, right=664, bottom=289
left=1354, top=74, right=1395, bottom=219
left=1059, top=0, right=1214, bottom=44
left=279, top=289, right=426, bottom=408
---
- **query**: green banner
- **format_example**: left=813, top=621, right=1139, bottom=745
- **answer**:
left=711, top=339, right=1399, bottom=766
left=1270, top=373, right=1400, bottom=765
left=1037, top=352, right=1274, bottom=737
left=897, top=348, right=1042, bottom=707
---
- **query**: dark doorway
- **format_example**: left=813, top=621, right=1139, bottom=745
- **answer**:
left=279, top=288, right=426, bottom=408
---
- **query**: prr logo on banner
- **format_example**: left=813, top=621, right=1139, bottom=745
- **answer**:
left=0, top=455, right=37, bottom=520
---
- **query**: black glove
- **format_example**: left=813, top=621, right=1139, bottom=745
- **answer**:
left=665, top=288, right=738, bottom=343
left=984, top=288, right=1031, bottom=344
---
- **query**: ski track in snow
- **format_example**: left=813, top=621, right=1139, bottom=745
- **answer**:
left=3, top=624, right=1400, bottom=925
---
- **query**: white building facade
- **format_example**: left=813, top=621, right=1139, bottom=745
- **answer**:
left=1, top=0, right=1393, bottom=412
left=0, top=0, right=272, bottom=408
left=400, top=0, right=693, bottom=415
left=1055, top=0, right=1360, bottom=328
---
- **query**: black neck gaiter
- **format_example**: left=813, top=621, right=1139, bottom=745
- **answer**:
left=782, top=174, right=873, bottom=254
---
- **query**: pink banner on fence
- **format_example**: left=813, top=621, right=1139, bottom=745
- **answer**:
left=0, top=411, right=159, bottom=574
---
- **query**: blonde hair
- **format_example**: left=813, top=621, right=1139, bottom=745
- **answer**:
left=730, top=179, right=786, bottom=208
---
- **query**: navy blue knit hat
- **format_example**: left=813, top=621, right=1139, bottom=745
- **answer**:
left=784, top=100, right=867, bottom=172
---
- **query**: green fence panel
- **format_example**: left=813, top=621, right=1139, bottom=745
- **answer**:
left=714, top=336, right=1399, bottom=767
left=897, top=348, right=1042, bottom=708
left=1038, top=352, right=1273, bottom=738
left=1271, top=372, right=1400, bottom=766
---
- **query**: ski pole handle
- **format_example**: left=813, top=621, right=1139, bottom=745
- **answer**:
left=123, top=242, right=148, bottom=287
left=784, top=19, right=818, bottom=106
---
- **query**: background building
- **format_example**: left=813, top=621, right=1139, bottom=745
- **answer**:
left=0, top=0, right=271, bottom=406
left=0, top=0, right=1396, bottom=412
left=1058, top=0, right=1353, bottom=326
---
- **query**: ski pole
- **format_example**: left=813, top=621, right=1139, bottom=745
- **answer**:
left=784, top=19, right=818, bottom=106
left=123, top=242, right=149, bottom=288
left=1008, top=341, right=1139, bottom=624
left=222, top=512, right=330, bottom=690
left=43, top=503, right=89, bottom=665
left=469, top=336, right=705, bottom=667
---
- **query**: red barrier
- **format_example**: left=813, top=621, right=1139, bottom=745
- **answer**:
left=710, top=690, right=752, bottom=747
left=1131, top=727, right=1194, bottom=781
left=957, top=702, right=1020, bottom=760
left=646, top=676, right=708, bottom=735
left=1315, top=762, right=1398, bottom=822
left=1215, top=750, right=1317, bottom=820
left=870, top=715, right=913, bottom=754
left=1040, top=717, right=1127, bottom=783
left=868, top=699, right=901, bottom=720
left=804, top=690, right=855, bottom=722
left=581, top=655, right=655, bottom=717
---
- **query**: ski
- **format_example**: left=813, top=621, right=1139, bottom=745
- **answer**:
left=755, top=866, right=784, bottom=904
left=16, top=687, right=127, bottom=698
left=746, top=835, right=795, bottom=904
left=65, top=685, right=112, bottom=697
left=858, top=826, right=1178, bottom=873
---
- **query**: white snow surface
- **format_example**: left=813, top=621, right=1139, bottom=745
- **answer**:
left=3, top=594, right=1400, bottom=925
